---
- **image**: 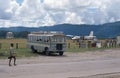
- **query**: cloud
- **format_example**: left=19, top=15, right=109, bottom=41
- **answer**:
left=0, top=0, right=120, bottom=27
left=106, top=0, right=120, bottom=22
left=0, top=0, right=12, bottom=20
left=15, top=0, right=55, bottom=26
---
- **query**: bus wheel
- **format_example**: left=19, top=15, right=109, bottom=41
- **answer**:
left=45, top=47, right=49, bottom=56
left=31, top=46, right=37, bottom=53
left=59, top=51, right=64, bottom=56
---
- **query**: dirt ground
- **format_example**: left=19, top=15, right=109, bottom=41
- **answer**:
left=69, top=72, right=120, bottom=78
left=11, top=48, right=120, bottom=65
left=0, top=48, right=120, bottom=78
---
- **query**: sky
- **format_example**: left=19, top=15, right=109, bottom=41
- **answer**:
left=0, top=0, right=120, bottom=27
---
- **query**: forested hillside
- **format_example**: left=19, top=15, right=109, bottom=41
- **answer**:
left=0, top=21, right=120, bottom=38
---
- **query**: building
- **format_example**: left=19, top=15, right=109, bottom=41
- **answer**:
left=6, top=32, right=14, bottom=39
left=117, top=36, right=120, bottom=45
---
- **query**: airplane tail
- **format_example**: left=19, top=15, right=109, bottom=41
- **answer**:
left=89, top=31, right=94, bottom=36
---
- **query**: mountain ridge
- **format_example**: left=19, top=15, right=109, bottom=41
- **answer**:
left=0, top=21, right=120, bottom=38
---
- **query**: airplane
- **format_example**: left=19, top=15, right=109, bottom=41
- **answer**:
left=72, top=36, right=80, bottom=40
left=66, top=35, right=74, bottom=38
left=66, top=35, right=80, bottom=40
left=84, top=31, right=96, bottom=40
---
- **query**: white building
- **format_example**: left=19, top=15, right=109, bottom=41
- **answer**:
left=117, top=36, right=120, bottom=45
left=6, top=32, right=14, bottom=39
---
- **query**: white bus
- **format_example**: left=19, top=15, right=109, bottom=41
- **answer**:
left=27, top=31, right=66, bottom=56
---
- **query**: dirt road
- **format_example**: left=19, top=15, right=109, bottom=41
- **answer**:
left=0, top=48, right=120, bottom=78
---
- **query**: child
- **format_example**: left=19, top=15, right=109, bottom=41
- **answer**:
left=8, top=43, right=16, bottom=66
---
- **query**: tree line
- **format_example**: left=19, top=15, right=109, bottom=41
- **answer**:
left=0, top=30, right=30, bottom=38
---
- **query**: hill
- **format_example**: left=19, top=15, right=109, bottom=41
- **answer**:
left=0, top=21, right=120, bottom=38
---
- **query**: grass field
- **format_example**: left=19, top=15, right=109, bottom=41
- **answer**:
left=0, top=39, right=119, bottom=59
left=0, top=39, right=39, bottom=59
left=0, top=38, right=27, bottom=49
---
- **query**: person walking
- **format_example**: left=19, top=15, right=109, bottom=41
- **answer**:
left=8, top=43, right=16, bottom=66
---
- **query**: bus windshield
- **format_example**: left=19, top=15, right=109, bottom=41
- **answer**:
left=51, top=36, right=66, bottom=42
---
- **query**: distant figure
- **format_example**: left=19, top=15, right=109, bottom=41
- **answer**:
left=8, top=43, right=16, bottom=66
left=79, top=42, right=81, bottom=48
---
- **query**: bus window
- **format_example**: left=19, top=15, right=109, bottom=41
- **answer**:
left=45, top=37, right=49, bottom=42
left=39, top=39, right=42, bottom=41
left=30, top=36, right=32, bottom=41
left=51, top=37, right=65, bottom=42
left=29, top=36, right=32, bottom=41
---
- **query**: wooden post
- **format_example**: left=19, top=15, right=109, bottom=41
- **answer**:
left=0, top=43, right=1, bottom=49
left=68, top=43, right=70, bottom=48
left=16, top=43, right=18, bottom=49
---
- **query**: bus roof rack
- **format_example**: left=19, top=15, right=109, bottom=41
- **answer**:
left=31, top=31, right=64, bottom=35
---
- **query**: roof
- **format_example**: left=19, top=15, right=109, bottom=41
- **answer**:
left=29, top=31, right=65, bottom=37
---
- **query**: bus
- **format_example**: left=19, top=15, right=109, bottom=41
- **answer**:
left=27, top=31, right=66, bottom=56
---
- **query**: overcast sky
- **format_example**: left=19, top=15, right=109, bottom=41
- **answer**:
left=0, top=0, right=120, bottom=27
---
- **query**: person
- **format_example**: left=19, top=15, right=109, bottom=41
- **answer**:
left=8, top=43, right=16, bottom=66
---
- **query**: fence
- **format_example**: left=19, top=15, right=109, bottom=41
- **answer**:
left=0, top=43, right=27, bottom=49
left=0, top=39, right=27, bottom=49
left=67, top=39, right=120, bottom=49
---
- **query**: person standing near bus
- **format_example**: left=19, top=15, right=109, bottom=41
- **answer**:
left=8, top=43, right=17, bottom=66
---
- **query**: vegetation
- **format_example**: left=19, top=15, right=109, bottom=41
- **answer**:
left=66, top=39, right=119, bottom=52
left=0, top=21, right=120, bottom=39
left=0, top=39, right=119, bottom=59
left=0, top=39, right=38, bottom=59
left=0, top=30, right=29, bottom=38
